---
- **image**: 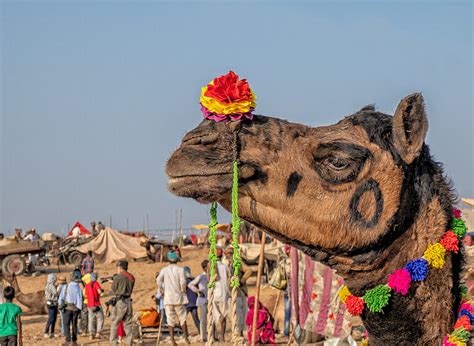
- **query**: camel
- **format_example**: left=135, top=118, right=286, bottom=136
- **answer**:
left=166, top=93, right=461, bottom=344
left=3, top=274, right=47, bottom=315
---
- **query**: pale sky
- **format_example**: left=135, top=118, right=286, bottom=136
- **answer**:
left=1, top=1, right=472, bottom=234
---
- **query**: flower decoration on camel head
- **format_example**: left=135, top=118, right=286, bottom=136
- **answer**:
left=200, top=71, right=257, bottom=122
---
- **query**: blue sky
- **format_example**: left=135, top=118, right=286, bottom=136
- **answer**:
left=1, top=1, right=472, bottom=234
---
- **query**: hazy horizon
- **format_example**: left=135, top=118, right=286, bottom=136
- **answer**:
left=1, top=1, right=472, bottom=234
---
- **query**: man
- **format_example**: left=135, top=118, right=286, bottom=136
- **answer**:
left=183, top=267, right=199, bottom=334
left=188, top=260, right=209, bottom=342
left=81, top=251, right=94, bottom=275
left=14, top=229, right=23, bottom=242
left=156, top=251, right=190, bottom=346
left=109, top=260, right=135, bottom=346
left=212, top=248, right=230, bottom=342
left=84, top=273, right=104, bottom=340
left=58, top=270, right=83, bottom=345
left=24, top=228, right=39, bottom=242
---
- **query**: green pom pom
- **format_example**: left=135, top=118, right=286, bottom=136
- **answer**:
left=363, top=285, right=391, bottom=313
left=460, top=284, right=468, bottom=299
left=451, top=327, right=470, bottom=342
left=451, top=218, right=467, bottom=239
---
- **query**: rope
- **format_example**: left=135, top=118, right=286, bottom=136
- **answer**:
left=206, top=275, right=217, bottom=346
left=206, top=203, right=218, bottom=345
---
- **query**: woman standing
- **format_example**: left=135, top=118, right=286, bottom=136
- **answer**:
left=44, top=274, right=58, bottom=338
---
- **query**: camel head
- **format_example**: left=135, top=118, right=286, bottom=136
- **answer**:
left=167, top=93, right=451, bottom=263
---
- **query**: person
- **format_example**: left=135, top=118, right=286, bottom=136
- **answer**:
left=56, top=276, right=67, bottom=337
left=24, top=228, right=40, bottom=242
left=0, top=286, right=22, bottom=346
left=212, top=248, right=230, bottom=342
left=44, top=274, right=58, bottom=338
left=156, top=251, right=190, bottom=345
left=90, top=222, right=98, bottom=236
left=58, top=270, right=83, bottom=345
left=109, top=260, right=135, bottom=346
left=97, top=222, right=105, bottom=231
left=153, top=271, right=167, bottom=327
left=188, top=260, right=209, bottom=342
left=81, top=251, right=94, bottom=275
left=84, top=273, right=104, bottom=340
left=183, top=267, right=200, bottom=334
left=14, top=229, right=23, bottom=242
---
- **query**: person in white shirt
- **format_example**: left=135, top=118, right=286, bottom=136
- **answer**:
left=156, top=251, right=190, bottom=345
left=212, top=249, right=230, bottom=342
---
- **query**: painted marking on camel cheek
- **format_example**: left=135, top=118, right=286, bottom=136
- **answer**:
left=349, top=179, right=384, bottom=228
left=286, top=171, right=302, bottom=197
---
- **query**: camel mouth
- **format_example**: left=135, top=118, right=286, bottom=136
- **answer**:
left=167, top=173, right=233, bottom=203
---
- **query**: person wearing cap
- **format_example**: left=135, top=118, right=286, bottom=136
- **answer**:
left=58, top=270, right=83, bottom=345
left=109, top=260, right=135, bottom=346
left=56, top=276, right=67, bottom=337
left=156, top=251, right=190, bottom=345
left=212, top=248, right=230, bottom=342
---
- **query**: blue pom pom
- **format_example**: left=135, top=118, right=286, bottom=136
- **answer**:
left=459, top=309, right=474, bottom=324
left=405, top=258, right=428, bottom=281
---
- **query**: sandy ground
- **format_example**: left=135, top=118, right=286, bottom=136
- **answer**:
left=17, top=247, right=277, bottom=345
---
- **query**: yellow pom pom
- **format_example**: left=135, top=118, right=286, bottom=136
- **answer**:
left=359, top=339, right=369, bottom=346
left=448, top=335, right=467, bottom=346
left=423, top=243, right=446, bottom=269
left=338, top=285, right=351, bottom=304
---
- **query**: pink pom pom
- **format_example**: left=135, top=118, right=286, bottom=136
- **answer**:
left=453, top=208, right=462, bottom=218
left=388, top=268, right=412, bottom=295
left=443, top=336, right=456, bottom=346
left=459, top=303, right=474, bottom=314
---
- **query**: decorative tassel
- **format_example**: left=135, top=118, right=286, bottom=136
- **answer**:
left=423, top=243, right=446, bottom=269
left=338, top=285, right=351, bottom=304
left=458, top=302, right=473, bottom=314
left=207, top=202, right=218, bottom=288
left=443, top=335, right=466, bottom=346
left=405, top=258, right=429, bottom=281
left=454, top=315, right=471, bottom=331
left=451, top=327, right=470, bottom=342
left=458, top=309, right=474, bottom=324
left=453, top=208, right=462, bottom=219
left=388, top=268, right=411, bottom=295
left=363, top=285, right=391, bottom=313
left=440, top=231, right=459, bottom=253
left=451, top=218, right=467, bottom=239
left=345, top=295, right=365, bottom=316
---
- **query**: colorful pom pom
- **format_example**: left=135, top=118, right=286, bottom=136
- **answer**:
left=345, top=295, right=365, bottom=316
left=388, top=268, right=412, bottom=295
left=451, top=218, right=468, bottom=239
left=459, top=309, right=474, bottom=324
left=451, top=327, right=470, bottom=342
left=423, top=243, right=446, bottom=269
left=453, top=208, right=462, bottom=219
left=458, top=302, right=473, bottom=314
left=338, top=285, right=351, bottom=304
left=405, top=258, right=429, bottom=281
left=440, top=231, right=460, bottom=253
left=363, top=285, right=391, bottom=313
left=454, top=315, right=471, bottom=331
left=443, top=335, right=467, bottom=346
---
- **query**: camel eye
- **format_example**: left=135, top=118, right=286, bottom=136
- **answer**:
left=325, top=157, right=350, bottom=171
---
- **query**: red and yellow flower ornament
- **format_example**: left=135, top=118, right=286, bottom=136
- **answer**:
left=200, top=71, right=257, bottom=122
left=337, top=208, right=470, bottom=345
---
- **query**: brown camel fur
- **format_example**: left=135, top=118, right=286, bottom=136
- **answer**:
left=3, top=274, right=47, bottom=315
left=167, top=93, right=460, bottom=344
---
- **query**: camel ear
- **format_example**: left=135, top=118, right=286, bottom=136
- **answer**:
left=392, top=93, right=428, bottom=164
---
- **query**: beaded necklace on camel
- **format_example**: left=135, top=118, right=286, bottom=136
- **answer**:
left=337, top=209, right=471, bottom=345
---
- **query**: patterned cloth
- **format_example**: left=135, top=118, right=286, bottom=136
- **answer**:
left=81, top=256, right=94, bottom=274
left=290, top=247, right=351, bottom=338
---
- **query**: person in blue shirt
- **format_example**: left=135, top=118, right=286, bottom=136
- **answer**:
left=183, top=266, right=199, bottom=334
left=58, top=270, right=83, bottom=344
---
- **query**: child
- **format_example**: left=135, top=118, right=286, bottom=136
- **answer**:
left=0, top=286, right=23, bottom=346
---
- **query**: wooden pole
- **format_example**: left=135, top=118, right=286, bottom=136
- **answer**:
left=155, top=310, right=164, bottom=345
left=251, top=231, right=266, bottom=346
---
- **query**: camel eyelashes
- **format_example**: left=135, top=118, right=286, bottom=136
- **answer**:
left=312, top=142, right=371, bottom=185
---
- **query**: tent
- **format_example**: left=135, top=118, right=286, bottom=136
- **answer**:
left=76, top=227, right=147, bottom=263
left=68, top=222, right=92, bottom=237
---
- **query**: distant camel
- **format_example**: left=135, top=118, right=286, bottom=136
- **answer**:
left=3, top=274, right=47, bottom=315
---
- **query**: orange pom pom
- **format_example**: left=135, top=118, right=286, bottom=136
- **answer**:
left=440, top=231, right=459, bottom=253
left=454, top=315, right=471, bottom=331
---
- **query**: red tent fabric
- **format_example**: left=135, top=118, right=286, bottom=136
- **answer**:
left=68, top=222, right=92, bottom=237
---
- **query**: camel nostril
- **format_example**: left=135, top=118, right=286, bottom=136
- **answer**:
left=183, top=133, right=219, bottom=146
